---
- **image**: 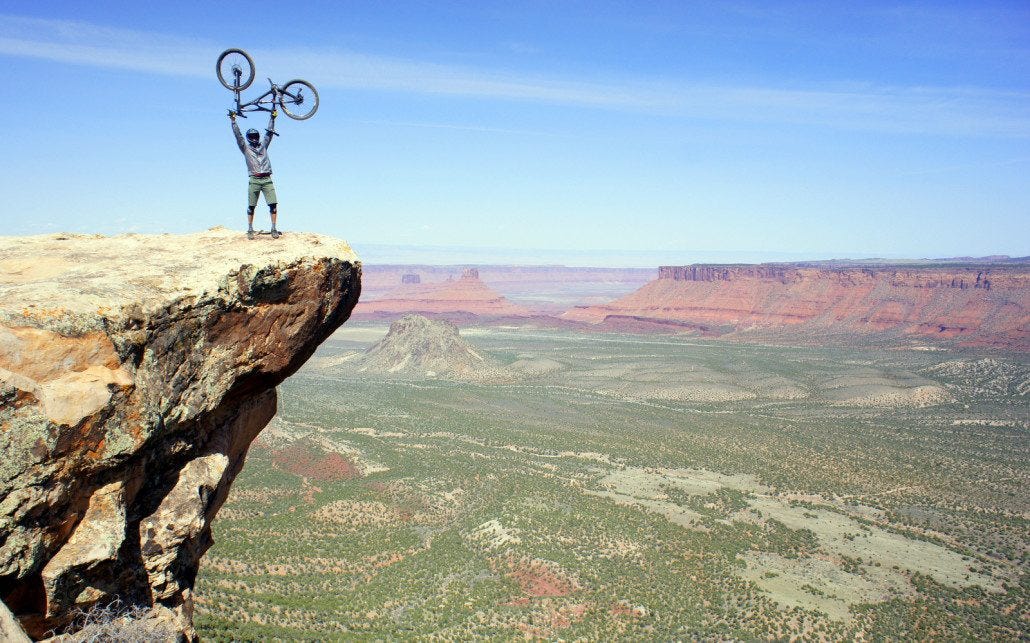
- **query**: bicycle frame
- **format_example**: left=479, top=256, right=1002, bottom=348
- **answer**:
left=219, top=49, right=319, bottom=121
left=230, top=78, right=281, bottom=119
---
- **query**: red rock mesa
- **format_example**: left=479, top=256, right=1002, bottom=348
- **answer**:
left=563, top=263, right=1030, bottom=349
left=355, top=268, right=530, bottom=318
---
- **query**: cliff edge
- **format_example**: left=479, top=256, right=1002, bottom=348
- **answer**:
left=0, top=227, right=361, bottom=639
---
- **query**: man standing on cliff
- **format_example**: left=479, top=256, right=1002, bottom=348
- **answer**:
left=230, top=110, right=280, bottom=239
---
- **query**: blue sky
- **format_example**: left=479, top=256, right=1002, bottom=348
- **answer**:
left=2, top=1, right=1028, bottom=264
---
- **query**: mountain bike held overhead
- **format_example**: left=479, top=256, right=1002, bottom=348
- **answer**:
left=216, top=48, right=319, bottom=240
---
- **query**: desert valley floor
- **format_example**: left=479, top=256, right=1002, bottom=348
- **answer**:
left=194, top=323, right=1028, bottom=640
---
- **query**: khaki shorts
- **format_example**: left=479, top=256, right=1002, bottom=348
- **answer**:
left=248, top=176, right=278, bottom=207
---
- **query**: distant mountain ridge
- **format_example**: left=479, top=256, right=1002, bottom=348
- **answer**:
left=357, top=259, right=1028, bottom=349
left=564, top=263, right=1030, bottom=350
left=354, top=269, right=530, bottom=318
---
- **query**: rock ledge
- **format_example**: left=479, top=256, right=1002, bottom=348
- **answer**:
left=0, top=227, right=361, bottom=639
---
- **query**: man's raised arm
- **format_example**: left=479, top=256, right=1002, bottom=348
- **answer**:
left=230, top=112, right=245, bottom=151
left=264, top=111, right=277, bottom=147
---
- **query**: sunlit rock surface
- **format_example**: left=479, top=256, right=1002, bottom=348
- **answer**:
left=0, top=227, right=361, bottom=639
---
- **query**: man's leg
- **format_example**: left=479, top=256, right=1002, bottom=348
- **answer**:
left=247, top=178, right=261, bottom=238
left=263, top=179, right=280, bottom=238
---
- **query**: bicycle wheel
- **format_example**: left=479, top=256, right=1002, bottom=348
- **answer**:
left=216, top=48, right=255, bottom=91
left=280, top=80, right=319, bottom=120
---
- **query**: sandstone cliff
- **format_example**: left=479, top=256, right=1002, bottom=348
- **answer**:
left=564, top=264, right=1030, bottom=349
left=0, top=228, right=361, bottom=639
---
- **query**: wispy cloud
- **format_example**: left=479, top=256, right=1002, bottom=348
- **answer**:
left=0, top=15, right=213, bottom=78
left=897, top=156, right=1030, bottom=178
left=2, top=14, right=1029, bottom=137
left=351, top=118, right=561, bottom=138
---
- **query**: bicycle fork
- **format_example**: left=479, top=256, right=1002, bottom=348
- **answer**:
left=232, top=67, right=245, bottom=117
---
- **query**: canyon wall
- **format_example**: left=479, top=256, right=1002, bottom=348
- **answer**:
left=0, top=228, right=361, bottom=638
left=564, top=263, right=1030, bottom=349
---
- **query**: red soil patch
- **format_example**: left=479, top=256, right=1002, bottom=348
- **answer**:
left=508, top=560, right=577, bottom=598
left=610, top=601, right=644, bottom=620
left=272, top=443, right=359, bottom=482
left=549, top=602, right=590, bottom=629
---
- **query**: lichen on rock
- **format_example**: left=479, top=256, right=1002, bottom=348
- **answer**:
left=0, top=227, right=361, bottom=639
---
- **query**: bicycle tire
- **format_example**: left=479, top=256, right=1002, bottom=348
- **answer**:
left=216, top=48, right=255, bottom=92
left=280, top=79, right=319, bottom=120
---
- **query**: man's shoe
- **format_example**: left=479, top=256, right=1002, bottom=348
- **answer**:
left=271, top=229, right=281, bottom=239
left=247, top=230, right=255, bottom=240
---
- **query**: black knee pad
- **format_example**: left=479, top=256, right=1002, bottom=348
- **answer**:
left=247, top=206, right=255, bottom=215
left=269, top=203, right=277, bottom=214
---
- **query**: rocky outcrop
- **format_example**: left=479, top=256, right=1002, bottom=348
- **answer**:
left=565, top=264, right=1030, bottom=349
left=0, top=599, right=29, bottom=642
left=0, top=228, right=361, bottom=638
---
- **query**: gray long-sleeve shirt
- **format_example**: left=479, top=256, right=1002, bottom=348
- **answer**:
left=232, top=113, right=276, bottom=176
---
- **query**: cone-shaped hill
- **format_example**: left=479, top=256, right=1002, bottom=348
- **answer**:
left=356, top=314, right=512, bottom=383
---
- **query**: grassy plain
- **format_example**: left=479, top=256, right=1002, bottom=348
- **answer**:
left=195, top=324, right=1028, bottom=639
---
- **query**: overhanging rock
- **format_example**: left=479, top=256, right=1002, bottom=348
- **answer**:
left=0, top=227, right=361, bottom=639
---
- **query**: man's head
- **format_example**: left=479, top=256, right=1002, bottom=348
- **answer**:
left=246, top=128, right=260, bottom=146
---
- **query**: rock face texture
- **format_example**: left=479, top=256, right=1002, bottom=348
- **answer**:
left=0, top=228, right=361, bottom=638
left=564, top=264, right=1030, bottom=349
left=354, top=269, right=529, bottom=319
left=354, top=314, right=511, bottom=383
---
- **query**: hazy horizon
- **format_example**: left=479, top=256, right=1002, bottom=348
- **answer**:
left=6, top=227, right=1023, bottom=268
left=352, top=241, right=1028, bottom=268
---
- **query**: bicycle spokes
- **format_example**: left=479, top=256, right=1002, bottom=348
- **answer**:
left=217, top=49, right=255, bottom=92
left=279, top=80, right=320, bottom=120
